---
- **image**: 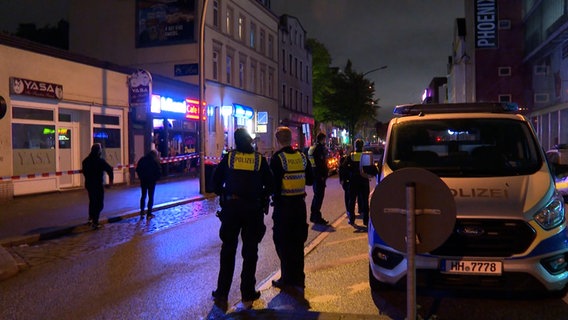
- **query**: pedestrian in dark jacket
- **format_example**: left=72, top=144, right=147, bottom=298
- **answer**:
left=82, top=143, right=114, bottom=230
left=136, top=149, right=161, bottom=219
left=211, top=128, right=273, bottom=312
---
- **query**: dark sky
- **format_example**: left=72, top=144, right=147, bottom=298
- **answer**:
left=270, top=0, right=465, bottom=121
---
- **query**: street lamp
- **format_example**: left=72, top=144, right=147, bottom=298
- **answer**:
left=362, top=65, right=388, bottom=77
left=199, top=0, right=210, bottom=194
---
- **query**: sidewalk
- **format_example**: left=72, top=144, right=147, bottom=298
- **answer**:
left=0, top=176, right=208, bottom=246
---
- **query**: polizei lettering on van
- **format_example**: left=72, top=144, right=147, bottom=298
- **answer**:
left=450, top=188, right=508, bottom=198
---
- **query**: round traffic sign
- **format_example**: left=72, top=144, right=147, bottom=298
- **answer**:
left=370, top=167, right=456, bottom=253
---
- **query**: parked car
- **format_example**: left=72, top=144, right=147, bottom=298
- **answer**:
left=368, top=102, right=567, bottom=293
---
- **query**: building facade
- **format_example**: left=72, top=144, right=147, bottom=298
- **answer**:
left=523, top=0, right=568, bottom=150
left=278, top=15, right=314, bottom=149
left=447, top=0, right=526, bottom=107
left=0, top=35, right=131, bottom=199
left=68, top=0, right=281, bottom=158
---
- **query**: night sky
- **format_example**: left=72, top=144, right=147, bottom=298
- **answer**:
left=0, top=0, right=464, bottom=122
left=271, top=0, right=465, bottom=122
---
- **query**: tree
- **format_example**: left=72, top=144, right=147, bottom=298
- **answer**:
left=13, top=20, right=69, bottom=50
left=324, top=60, right=377, bottom=145
left=307, top=38, right=334, bottom=137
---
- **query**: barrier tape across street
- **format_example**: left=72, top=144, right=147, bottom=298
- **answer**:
left=0, top=154, right=223, bottom=182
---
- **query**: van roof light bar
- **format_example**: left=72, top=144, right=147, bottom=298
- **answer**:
left=393, top=102, right=520, bottom=116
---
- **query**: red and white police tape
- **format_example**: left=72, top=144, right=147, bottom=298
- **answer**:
left=0, top=154, right=223, bottom=182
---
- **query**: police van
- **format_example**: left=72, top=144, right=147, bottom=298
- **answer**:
left=368, top=102, right=568, bottom=293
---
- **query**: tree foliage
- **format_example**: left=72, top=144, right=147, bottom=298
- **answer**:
left=307, top=38, right=334, bottom=132
left=323, top=60, right=377, bottom=143
left=13, top=20, right=69, bottom=50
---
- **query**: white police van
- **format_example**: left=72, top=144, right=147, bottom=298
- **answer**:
left=368, top=102, right=568, bottom=293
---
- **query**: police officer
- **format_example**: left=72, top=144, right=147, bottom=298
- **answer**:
left=308, top=132, right=329, bottom=225
left=346, top=139, right=371, bottom=226
left=211, top=128, right=273, bottom=312
left=271, top=126, right=314, bottom=296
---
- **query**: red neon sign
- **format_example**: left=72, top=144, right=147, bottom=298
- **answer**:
left=185, top=99, right=201, bottom=120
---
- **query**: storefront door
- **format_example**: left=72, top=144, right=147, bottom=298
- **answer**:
left=58, top=124, right=81, bottom=188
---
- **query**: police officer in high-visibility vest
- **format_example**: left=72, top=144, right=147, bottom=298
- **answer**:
left=307, top=132, right=329, bottom=225
left=211, top=128, right=273, bottom=312
left=270, top=126, right=313, bottom=298
left=346, top=139, right=371, bottom=226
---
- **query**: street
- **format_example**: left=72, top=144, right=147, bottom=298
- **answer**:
left=1, top=176, right=568, bottom=319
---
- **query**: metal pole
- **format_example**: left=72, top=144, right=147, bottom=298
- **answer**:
left=406, top=182, right=416, bottom=320
left=199, top=0, right=209, bottom=195
left=362, top=65, right=388, bottom=77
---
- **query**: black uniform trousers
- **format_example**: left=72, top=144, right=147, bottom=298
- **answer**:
left=310, top=175, right=326, bottom=220
left=273, top=196, right=309, bottom=288
left=347, top=177, right=370, bottom=225
left=216, top=199, right=266, bottom=300
left=86, top=184, right=105, bottom=225
left=139, top=180, right=157, bottom=213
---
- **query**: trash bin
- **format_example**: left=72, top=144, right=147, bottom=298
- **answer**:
left=204, top=161, right=217, bottom=193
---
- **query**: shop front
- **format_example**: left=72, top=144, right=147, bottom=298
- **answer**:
left=150, top=94, right=200, bottom=176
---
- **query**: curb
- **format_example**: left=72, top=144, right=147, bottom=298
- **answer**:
left=0, top=194, right=211, bottom=248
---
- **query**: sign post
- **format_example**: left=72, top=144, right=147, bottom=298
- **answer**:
left=370, top=168, right=456, bottom=319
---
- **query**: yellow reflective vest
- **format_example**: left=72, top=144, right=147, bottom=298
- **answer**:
left=307, top=146, right=316, bottom=167
left=278, top=151, right=307, bottom=196
left=228, top=151, right=261, bottom=171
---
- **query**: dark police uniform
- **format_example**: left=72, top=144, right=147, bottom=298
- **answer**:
left=270, top=146, right=313, bottom=289
left=212, top=148, right=272, bottom=303
left=346, top=151, right=370, bottom=225
left=309, top=140, right=329, bottom=223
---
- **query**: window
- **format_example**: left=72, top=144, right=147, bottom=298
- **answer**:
left=94, top=114, right=120, bottom=125
left=226, top=7, right=233, bottom=36
left=93, top=128, right=121, bottom=148
left=12, top=123, right=55, bottom=149
left=282, top=85, right=286, bottom=106
left=212, top=50, right=219, bottom=80
left=289, top=87, right=293, bottom=108
left=260, top=29, right=265, bottom=55
left=260, top=66, right=266, bottom=95
left=226, top=55, right=233, bottom=84
left=239, top=61, right=245, bottom=88
left=534, top=93, right=549, bottom=103
left=268, top=35, right=274, bottom=59
left=213, top=0, right=219, bottom=28
left=250, top=60, right=257, bottom=92
left=282, top=49, right=286, bottom=71
left=498, top=67, right=511, bottom=76
left=13, top=107, right=53, bottom=121
left=12, top=123, right=56, bottom=175
left=300, top=61, right=303, bottom=81
left=498, top=94, right=512, bottom=102
left=289, top=54, right=292, bottom=75
left=93, top=127, right=122, bottom=167
left=238, top=16, right=245, bottom=41
left=498, top=20, right=511, bottom=29
left=534, top=65, right=548, bottom=75
left=249, top=22, right=256, bottom=48
left=268, top=69, right=274, bottom=98
left=295, top=57, right=298, bottom=78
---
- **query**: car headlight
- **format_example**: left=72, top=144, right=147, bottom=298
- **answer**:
left=533, top=192, right=565, bottom=230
